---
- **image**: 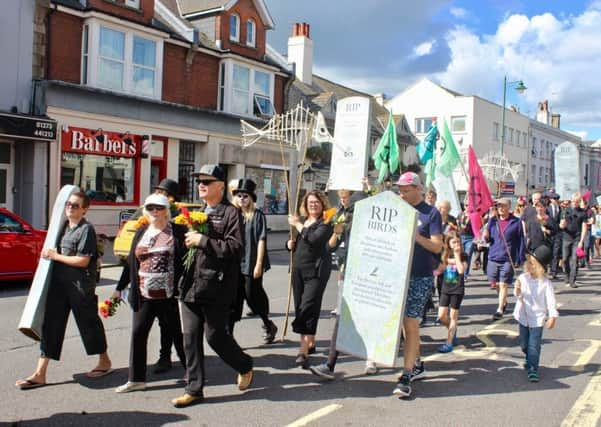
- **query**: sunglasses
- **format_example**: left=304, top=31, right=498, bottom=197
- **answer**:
left=236, top=193, right=250, bottom=199
left=195, top=179, right=216, bottom=186
left=65, top=201, right=82, bottom=209
left=145, top=204, right=166, bottom=212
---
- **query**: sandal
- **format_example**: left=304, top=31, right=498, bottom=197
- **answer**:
left=16, top=379, right=47, bottom=390
left=86, top=368, right=114, bottom=378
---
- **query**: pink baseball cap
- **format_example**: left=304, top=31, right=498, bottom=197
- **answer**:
left=396, top=172, right=422, bottom=186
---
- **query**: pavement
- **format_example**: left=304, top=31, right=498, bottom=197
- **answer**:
left=1, top=252, right=600, bottom=426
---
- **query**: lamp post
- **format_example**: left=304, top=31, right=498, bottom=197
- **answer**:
left=498, top=76, right=527, bottom=196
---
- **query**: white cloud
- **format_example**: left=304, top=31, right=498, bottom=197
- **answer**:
left=413, top=40, right=435, bottom=57
left=450, top=7, right=467, bottom=19
left=437, top=3, right=601, bottom=135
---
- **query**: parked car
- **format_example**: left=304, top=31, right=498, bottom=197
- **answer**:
left=113, top=202, right=205, bottom=263
left=0, top=209, right=47, bottom=281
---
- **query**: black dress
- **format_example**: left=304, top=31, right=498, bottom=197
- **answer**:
left=290, top=218, right=333, bottom=335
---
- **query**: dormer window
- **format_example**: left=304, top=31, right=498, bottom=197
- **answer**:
left=230, top=13, right=240, bottom=42
left=246, top=19, right=256, bottom=48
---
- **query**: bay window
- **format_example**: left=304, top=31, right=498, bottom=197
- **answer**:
left=81, top=19, right=163, bottom=99
left=219, top=60, right=275, bottom=117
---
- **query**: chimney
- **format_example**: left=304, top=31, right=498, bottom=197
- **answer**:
left=288, top=22, right=313, bottom=86
left=536, top=100, right=550, bottom=125
left=551, top=113, right=561, bottom=129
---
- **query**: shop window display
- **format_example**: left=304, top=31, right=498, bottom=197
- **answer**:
left=245, top=167, right=288, bottom=215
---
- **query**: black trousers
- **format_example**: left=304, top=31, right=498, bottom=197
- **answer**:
left=550, top=233, right=562, bottom=276
left=129, top=298, right=185, bottom=382
left=158, top=299, right=186, bottom=364
left=40, top=277, right=107, bottom=360
left=291, top=264, right=330, bottom=335
left=562, top=234, right=579, bottom=285
left=231, top=274, right=271, bottom=328
left=180, top=301, right=253, bottom=397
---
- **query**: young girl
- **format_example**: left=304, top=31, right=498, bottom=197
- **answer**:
left=437, top=231, right=467, bottom=353
left=513, top=245, right=558, bottom=382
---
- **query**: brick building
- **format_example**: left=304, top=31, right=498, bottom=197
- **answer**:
left=30, top=0, right=292, bottom=233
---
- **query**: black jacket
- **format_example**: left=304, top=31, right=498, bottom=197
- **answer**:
left=116, top=223, right=188, bottom=312
left=178, top=200, right=244, bottom=305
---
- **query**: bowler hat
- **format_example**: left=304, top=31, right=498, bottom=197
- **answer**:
left=233, top=179, right=257, bottom=202
left=192, top=164, right=226, bottom=182
left=529, top=245, right=553, bottom=269
left=153, top=178, right=179, bottom=201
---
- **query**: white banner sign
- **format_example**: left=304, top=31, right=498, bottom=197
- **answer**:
left=328, top=97, right=371, bottom=191
left=336, top=191, right=417, bottom=366
left=433, top=174, right=461, bottom=218
left=555, top=141, right=580, bottom=199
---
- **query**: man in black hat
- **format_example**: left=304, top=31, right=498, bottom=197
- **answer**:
left=172, top=164, right=253, bottom=408
left=545, top=191, right=563, bottom=278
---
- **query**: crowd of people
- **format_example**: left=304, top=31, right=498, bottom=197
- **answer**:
left=18, top=165, right=590, bottom=402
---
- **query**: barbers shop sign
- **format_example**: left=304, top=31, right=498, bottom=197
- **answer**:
left=62, top=126, right=138, bottom=158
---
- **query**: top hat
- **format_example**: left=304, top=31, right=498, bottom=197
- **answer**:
left=232, top=179, right=257, bottom=202
left=529, top=245, right=553, bottom=269
left=153, top=178, right=179, bottom=201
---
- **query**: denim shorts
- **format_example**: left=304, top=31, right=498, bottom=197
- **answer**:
left=405, top=276, right=434, bottom=318
left=486, top=260, right=515, bottom=284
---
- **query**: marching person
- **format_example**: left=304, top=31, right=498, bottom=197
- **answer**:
left=112, top=194, right=187, bottom=393
left=287, top=191, right=333, bottom=369
left=393, top=172, right=443, bottom=398
left=229, top=178, right=278, bottom=344
left=172, top=165, right=253, bottom=408
left=560, top=192, right=588, bottom=288
left=16, top=191, right=112, bottom=389
left=513, top=245, right=558, bottom=382
left=525, top=200, right=558, bottom=252
left=482, top=198, right=526, bottom=320
left=545, top=191, right=563, bottom=279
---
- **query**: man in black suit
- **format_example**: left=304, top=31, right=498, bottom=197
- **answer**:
left=545, top=191, right=562, bottom=278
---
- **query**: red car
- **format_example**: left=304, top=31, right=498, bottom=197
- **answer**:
left=0, top=208, right=47, bottom=281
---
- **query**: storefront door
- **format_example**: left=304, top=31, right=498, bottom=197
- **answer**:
left=0, top=142, right=13, bottom=210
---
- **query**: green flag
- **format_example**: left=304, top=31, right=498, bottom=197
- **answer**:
left=438, top=119, right=461, bottom=177
left=372, top=111, right=400, bottom=183
left=425, top=156, right=436, bottom=188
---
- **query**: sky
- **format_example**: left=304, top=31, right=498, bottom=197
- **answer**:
left=264, top=0, right=601, bottom=142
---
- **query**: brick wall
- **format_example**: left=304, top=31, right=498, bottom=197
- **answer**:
left=218, top=0, right=265, bottom=61
left=48, top=11, right=83, bottom=83
left=86, top=0, right=154, bottom=26
left=274, top=75, right=286, bottom=114
left=162, top=43, right=219, bottom=109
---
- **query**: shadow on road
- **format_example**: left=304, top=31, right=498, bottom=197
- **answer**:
left=2, top=410, right=189, bottom=426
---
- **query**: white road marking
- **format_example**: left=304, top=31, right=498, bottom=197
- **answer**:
left=561, top=365, right=601, bottom=427
left=570, top=339, right=601, bottom=372
left=286, top=404, right=343, bottom=427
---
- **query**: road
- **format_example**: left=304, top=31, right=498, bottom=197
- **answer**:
left=1, top=248, right=600, bottom=427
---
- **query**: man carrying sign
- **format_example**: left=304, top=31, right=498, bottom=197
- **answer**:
left=393, top=172, right=443, bottom=398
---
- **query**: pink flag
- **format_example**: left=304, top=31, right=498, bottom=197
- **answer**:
left=467, top=146, right=493, bottom=238
left=583, top=189, right=592, bottom=202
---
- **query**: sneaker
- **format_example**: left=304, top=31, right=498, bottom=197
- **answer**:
left=410, top=361, right=426, bottom=382
left=569, top=283, right=578, bottom=288
left=295, top=353, right=309, bottom=369
left=153, top=357, right=172, bottom=374
left=452, top=331, right=459, bottom=346
left=528, top=372, right=539, bottom=382
left=237, top=369, right=254, bottom=391
left=262, top=321, right=278, bottom=344
left=115, top=381, right=146, bottom=393
left=492, top=311, right=503, bottom=321
left=309, top=363, right=335, bottom=380
left=364, top=360, right=378, bottom=375
left=438, top=343, right=453, bottom=353
left=392, top=374, right=412, bottom=397
left=330, top=309, right=338, bottom=316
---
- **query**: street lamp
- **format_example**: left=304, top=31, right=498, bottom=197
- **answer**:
left=500, top=76, right=527, bottom=157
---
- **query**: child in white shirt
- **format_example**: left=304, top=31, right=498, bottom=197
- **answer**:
left=513, top=245, right=559, bottom=382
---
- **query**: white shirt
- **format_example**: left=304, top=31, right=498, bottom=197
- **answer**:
left=513, top=272, right=559, bottom=327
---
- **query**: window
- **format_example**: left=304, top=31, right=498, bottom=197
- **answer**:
left=493, top=122, right=499, bottom=141
left=451, top=116, right=466, bottom=133
left=245, top=167, right=288, bottom=215
left=178, top=142, right=196, bottom=202
left=531, top=165, right=536, bottom=184
left=125, top=0, right=140, bottom=7
left=230, top=14, right=240, bottom=42
left=81, top=20, right=163, bottom=99
left=132, top=36, right=156, bottom=96
left=532, top=137, right=537, bottom=157
left=220, top=60, right=274, bottom=117
left=539, top=166, right=544, bottom=184
left=82, top=24, right=89, bottom=84
left=415, top=117, right=435, bottom=134
left=246, top=19, right=256, bottom=47
left=61, top=152, right=135, bottom=203
left=515, top=131, right=520, bottom=147
left=508, top=128, right=514, bottom=144
left=98, top=26, right=125, bottom=91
